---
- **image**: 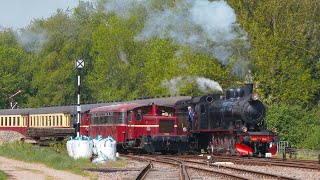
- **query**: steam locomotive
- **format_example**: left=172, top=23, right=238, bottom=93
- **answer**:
left=176, top=83, right=279, bottom=156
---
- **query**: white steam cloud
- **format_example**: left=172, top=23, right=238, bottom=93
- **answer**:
left=15, top=27, right=47, bottom=52
left=195, top=77, right=223, bottom=92
left=119, top=50, right=129, bottom=64
left=162, top=76, right=222, bottom=95
left=104, top=0, right=248, bottom=67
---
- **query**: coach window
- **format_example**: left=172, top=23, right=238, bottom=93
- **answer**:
left=118, top=112, right=125, bottom=123
left=101, top=114, right=106, bottom=124
left=56, top=116, right=59, bottom=126
left=91, top=114, right=97, bottom=125
left=9, top=117, right=12, bottom=126
left=52, top=116, right=55, bottom=126
left=13, top=117, right=16, bottom=126
left=128, top=111, right=132, bottom=122
left=106, top=113, right=112, bottom=124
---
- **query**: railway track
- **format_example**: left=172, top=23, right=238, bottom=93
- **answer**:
left=176, top=157, right=298, bottom=180
left=126, top=154, right=192, bottom=180
left=191, top=155, right=320, bottom=171
left=84, top=154, right=319, bottom=179
left=126, top=154, right=300, bottom=180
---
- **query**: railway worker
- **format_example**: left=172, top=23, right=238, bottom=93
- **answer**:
left=188, top=106, right=195, bottom=130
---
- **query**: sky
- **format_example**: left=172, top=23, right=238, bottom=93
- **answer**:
left=0, top=0, right=86, bottom=29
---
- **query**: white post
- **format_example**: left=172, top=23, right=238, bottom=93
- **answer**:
left=75, top=60, right=84, bottom=137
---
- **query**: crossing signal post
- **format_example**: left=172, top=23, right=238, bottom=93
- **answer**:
left=75, top=59, right=84, bottom=137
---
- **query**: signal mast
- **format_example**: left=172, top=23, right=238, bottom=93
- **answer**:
left=9, top=90, right=22, bottom=109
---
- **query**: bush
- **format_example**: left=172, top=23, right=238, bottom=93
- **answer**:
left=265, top=103, right=319, bottom=150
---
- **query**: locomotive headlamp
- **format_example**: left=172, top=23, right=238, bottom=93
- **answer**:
left=242, top=126, right=248, bottom=132
left=251, top=92, right=259, bottom=101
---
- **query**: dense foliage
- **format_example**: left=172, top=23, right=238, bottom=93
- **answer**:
left=0, top=0, right=319, bottom=149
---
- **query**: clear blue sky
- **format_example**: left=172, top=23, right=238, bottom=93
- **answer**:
left=0, top=0, right=89, bottom=29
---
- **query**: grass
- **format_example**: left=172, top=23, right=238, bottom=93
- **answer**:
left=0, top=141, right=128, bottom=178
left=0, top=171, right=6, bottom=180
left=272, top=153, right=319, bottom=161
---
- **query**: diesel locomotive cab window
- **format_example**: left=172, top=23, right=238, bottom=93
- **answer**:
left=159, top=120, right=174, bottom=133
left=118, top=112, right=125, bottom=123
left=135, top=109, right=142, bottom=121
left=135, top=113, right=142, bottom=121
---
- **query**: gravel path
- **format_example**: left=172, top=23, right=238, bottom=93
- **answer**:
left=0, top=156, right=88, bottom=180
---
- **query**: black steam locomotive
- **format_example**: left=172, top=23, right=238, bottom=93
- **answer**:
left=176, top=83, right=279, bottom=157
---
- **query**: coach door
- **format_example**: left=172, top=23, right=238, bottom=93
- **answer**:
left=126, top=111, right=134, bottom=139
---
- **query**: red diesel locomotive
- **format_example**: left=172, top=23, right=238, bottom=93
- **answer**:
left=87, top=103, right=189, bottom=153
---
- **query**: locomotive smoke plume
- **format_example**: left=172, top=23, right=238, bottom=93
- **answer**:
left=15, top=26, right=47, bottom=52
left=195, top=77, right=223, bottom=92
left=162, top=76, right=183, bottom=95
left=104, top=0, right=249, bottom=75
left=162, top=76, right=222, bottom=95
left=118, top=50, right=129, bottom=64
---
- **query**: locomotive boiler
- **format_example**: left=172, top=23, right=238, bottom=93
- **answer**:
left=182, top=83, right=279, bottom=157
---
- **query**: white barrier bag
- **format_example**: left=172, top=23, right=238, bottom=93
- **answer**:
left=66, top=140, right=74, bottom=157
left=72, top=140, right=93, bottom=159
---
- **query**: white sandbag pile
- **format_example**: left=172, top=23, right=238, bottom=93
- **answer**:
left=66, top=135, right=117, bottom=163
left=66, top=136, right=93, bottom=159
left=92, top=135, right=117, bottom=163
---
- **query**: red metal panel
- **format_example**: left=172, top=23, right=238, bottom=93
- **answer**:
left=0, top=127, right=27, bottom=137
left=80, top=111, right=89, bottom=136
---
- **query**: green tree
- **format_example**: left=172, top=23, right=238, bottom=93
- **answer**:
left=266, top=103, right=319, bottom=149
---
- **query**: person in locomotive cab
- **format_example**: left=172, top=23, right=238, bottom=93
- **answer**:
left=188, top=106, right=195, bottom=131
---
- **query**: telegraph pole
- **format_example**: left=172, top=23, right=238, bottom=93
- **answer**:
left=75, top=59, right=84, bottom=137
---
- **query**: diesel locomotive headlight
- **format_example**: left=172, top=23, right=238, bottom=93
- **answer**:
left=251, top=92, right=259, bottom=101
left=242, top=126, right=248, bottom=132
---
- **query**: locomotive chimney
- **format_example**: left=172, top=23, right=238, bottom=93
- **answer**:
left=243, top=83, right=253, bottom=96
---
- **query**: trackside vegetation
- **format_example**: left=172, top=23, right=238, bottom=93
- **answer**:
left=0, top=141, right=127, bottom=177
left=0, top=0, right=319, bottom=150
left=0, top=171, right=6, bottom=180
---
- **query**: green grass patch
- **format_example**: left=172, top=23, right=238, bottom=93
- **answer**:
left=273, top=153, right=319, bottom=161
left=0, top=141, right=127, bottom=177
left=0, top=170, right=7, bottom=180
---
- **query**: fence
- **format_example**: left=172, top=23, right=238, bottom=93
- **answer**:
left=277, top=141, right=288, bottom=154
left=277, top=141, right=320, bottom=161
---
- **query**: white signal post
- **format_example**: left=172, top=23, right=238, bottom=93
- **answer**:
left=76, top=59, right=84, bottom=137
